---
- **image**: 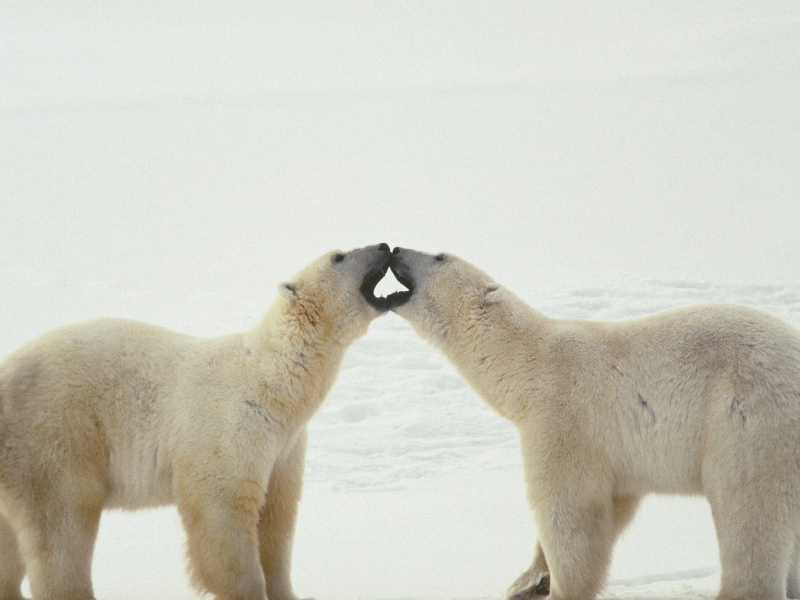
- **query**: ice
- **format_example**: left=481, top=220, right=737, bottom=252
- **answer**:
left=3, top=2, right=800, bottom=599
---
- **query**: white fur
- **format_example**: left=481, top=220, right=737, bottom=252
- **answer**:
left=0, top=244, right=391, bottom=600
left=391, top=247, right=800, bottom=600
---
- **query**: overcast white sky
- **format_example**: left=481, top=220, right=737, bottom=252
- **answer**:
left=2, top=2, right=800, bottom=317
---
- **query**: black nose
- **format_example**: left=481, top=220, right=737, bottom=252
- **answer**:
left=378, top=243, right=390, bottom=252
left=392, top=246, right=402, bottom=254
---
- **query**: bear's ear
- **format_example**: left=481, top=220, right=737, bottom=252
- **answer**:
left=483, top=284, right=504, bottom=305
left=279, top=282, right=297, bottom=301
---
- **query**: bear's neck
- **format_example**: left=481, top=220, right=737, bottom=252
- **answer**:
left=434, top=300, right=551, bottom=425
left=246, top=301, right=349, bottom=427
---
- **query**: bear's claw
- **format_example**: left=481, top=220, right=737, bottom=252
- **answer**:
left=508, top=572, right=550, bottom=599
left=535, top=574, right=550, bottom=596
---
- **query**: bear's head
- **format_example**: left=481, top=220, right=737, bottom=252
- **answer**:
left=389, top=246, right=505, bottom=344
left=278, top=243, right=394, bottom=344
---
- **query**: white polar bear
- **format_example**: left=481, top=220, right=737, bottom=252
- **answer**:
left=389, top=246, right=800, bottom=600
left=0, top=243, right=394, bottom=600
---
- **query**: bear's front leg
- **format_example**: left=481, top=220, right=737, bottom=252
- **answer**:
left=258, top=429, right=314, bottom=600
left=507, top=541, right=550, bottom=599
left=177, top=472, right=269, bottom=600
left=532, top=493, right=615, bottom=600
left=0, top=514, right=26, bottom=600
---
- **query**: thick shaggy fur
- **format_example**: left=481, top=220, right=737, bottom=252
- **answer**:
left=391, top=247, right=800, bottom=600
left=0, top=244, right=392, bottom=600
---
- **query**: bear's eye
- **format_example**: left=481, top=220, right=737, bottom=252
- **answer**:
left=333, top=253, right=345, bottom=263
left=435, top=254, right=446, bottom=262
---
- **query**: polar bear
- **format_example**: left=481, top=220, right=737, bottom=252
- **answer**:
left=0, top=243, right=394, bottom=600
left=389, top=246, right=800, bottom=600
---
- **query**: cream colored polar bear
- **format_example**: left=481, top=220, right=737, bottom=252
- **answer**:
left=0, top=243, right=394, bottom=600
left=389, top=247, right=800, bottom=600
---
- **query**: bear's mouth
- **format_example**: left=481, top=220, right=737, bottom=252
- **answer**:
left=361, top=258, right=412, bottom=311
left=360, top=259, right=393, bottom=312
left=387, top=264, right=413, bottom=308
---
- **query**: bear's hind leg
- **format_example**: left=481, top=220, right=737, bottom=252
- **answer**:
left=0, top=514, right=25, bottom=600
left=258, top=429, right=309, bottom=600
left=16, top=497, right=102, bottom=600
left=610, top=495, right=642, bottom=539
left=786, top=530, right=800, bottom=600
left=708, top=489, right=792, bottom=600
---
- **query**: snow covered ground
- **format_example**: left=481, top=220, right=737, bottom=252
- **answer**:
left=2, top=2, right=800, bottom=599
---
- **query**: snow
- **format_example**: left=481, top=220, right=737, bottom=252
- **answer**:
left=2, top=1, right=800, bottom=598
